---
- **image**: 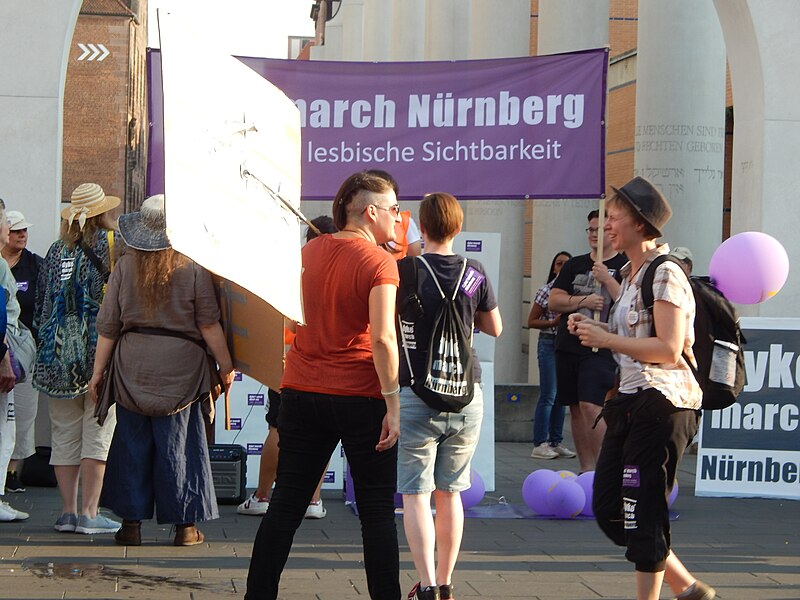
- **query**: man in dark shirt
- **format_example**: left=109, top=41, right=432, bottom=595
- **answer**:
left=549, top=210, right=626, bottom=473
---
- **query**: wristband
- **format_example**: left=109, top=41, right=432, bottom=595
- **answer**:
left=381, top=385, right=401, bottom=397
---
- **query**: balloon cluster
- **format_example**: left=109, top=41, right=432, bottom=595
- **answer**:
left=522, top=469, right=679, bottom=519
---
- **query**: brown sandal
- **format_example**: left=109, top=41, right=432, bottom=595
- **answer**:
left=173, top=523, right=204, bottom=546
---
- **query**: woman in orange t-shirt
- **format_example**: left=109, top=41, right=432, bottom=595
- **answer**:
left=246, top=172, right=402, bottom=600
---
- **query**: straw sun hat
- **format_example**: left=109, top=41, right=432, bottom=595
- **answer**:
left=118, top=194, right=171, bottom=251
left=62, top=183, right=121, bottom=230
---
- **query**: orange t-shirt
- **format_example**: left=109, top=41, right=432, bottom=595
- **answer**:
left=281, top=235, right=400, bottom=397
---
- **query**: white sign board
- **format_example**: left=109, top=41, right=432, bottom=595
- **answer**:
left=157, top=11, right=304, bottom=323
left=453, top=231, right=501, bottom=491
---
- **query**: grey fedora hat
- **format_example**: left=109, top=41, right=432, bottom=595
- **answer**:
left=118, top=194, right=171, bottom=251
left=610, top=176, right=672, bottom=238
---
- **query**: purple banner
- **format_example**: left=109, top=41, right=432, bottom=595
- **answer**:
left=148, top=48, right=607, bottom=200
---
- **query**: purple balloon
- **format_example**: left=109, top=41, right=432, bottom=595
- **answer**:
left=546, top=479, right=586, bottom=519
left=460, top=470, right=485, bottom=509
left=522, top=469, right=560, bottom=514
left=575, top=471, right=595, bottom=516
left=668, top=480, right=679, bottom=508
left=709, top=232, right=789, bottom=304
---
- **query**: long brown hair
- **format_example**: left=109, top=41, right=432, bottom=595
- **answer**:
left=60, top=216, right=104, bottom=250
left=133, top=248, right=188, bottom=315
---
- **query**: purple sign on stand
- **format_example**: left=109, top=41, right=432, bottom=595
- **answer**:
left=247, top=393, right=265, bottom=406
left=247, top=443, right=263, bottom=455
left=465, top=240, right=483, bottom=252
left=148, top=48, right=607, bottom=200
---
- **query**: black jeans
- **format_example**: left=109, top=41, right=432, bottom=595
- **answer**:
left=245, top=389, right=401, bottom=599
left=592, top=388, right=699, bottom=572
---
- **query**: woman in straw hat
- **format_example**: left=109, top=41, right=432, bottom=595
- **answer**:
left=90, top=194, right=235, bottom=547
left=570, top=177, right=715, bottom=600
left=32, top=183, right=121, bottom=535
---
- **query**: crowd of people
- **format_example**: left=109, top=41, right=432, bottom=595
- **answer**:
left=0, top=171, right=714, bottom=600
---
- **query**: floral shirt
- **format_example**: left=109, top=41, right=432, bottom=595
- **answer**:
left=609, top=244, right=702, bottom=410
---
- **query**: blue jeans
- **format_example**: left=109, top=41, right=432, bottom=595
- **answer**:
left=533, top=335, right=565, bottom=446
left=245, top=389, right=400, bottom=600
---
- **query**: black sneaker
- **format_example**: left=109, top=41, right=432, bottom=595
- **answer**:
left=5, top=471, right=25, bottom=493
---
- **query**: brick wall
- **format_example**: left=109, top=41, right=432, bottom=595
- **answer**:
left=62, top=2, right=148, bottom=213
left=62, top=15, right=130, bottom=202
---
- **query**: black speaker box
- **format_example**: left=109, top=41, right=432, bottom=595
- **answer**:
left=208, top=444, right=247, bottom=504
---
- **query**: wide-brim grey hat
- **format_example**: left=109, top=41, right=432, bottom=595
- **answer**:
left=610, top=176, right=672, bottom=238
left=118, top=194, right=171, bottom=251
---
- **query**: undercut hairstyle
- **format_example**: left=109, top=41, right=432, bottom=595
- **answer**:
left=419, top=192, right=463, bottom=243
left=134, top=248, right=188, bottom=316
left=332, top=172, right=394, bottom=230
left=365, top=169, right=399, bottom=195
left=607, top=194, right=660, bottom=241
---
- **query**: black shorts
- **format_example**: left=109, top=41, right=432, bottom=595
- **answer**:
left=265, top=388, right=281, bottom=428
left=555, top=351, right=617, bottom=407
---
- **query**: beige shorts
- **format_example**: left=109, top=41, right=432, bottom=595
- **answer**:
left=47, top=394, right=117, bottom=465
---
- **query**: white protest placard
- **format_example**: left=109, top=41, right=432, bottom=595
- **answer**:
left=157, top=10, right=304, bottom=326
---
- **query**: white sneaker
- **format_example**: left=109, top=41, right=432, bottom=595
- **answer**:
left=304, top=500, right=327, bottom=519
left=551, top=444, right=577, bottom=458
left=237, top=493, right=269, bottom=516
left=0, top=500, right=29, bottom=521
left=531, top=443, right=558, bottom=459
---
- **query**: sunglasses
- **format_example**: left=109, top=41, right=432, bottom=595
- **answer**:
left=374, top=204, right=400, bottom=215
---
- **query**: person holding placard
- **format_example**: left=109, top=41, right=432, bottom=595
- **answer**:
left=90, top=195, right=235, bottom=547
left=549, top=211, right=625, bottom=473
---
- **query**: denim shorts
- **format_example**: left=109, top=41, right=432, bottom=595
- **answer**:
left=397, top=384, right=483, bottom=494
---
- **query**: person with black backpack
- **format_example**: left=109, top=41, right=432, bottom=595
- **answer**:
left=396, top=193, right=502, bottom=600
left=570, top=177, right=716, bottom=600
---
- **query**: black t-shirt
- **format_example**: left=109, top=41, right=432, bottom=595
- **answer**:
left=397, top=254, right=497, bottom=385
left=552, top=252, right=627, bottom=355
left=10, top=248, right=43, bottom=333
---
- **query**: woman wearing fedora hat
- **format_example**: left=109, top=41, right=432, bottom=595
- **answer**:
left=33, top=183, right=122, bottom=536
left=570, top=177, right=715, bottom=600
left=90, top=194, right=235, bottom=547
